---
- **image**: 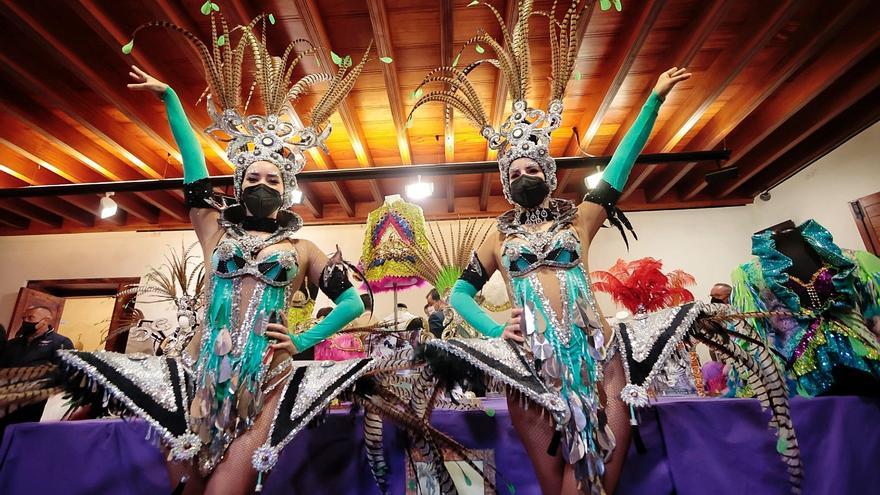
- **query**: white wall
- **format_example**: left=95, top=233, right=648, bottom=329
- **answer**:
left=750, top=121, right=880, bottom=251
left=1, top=122, right=877, bottom=327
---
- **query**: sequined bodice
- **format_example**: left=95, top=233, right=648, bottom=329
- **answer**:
left=502, top=228, right=581, bottom=277
left=212, top=239, right=298, bottom=287
left=784, top=265, right=837, bottom=310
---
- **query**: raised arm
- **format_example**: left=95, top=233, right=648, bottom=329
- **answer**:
left=127, top=66, right=219, bottom=247
left=449, top=230, right=524, bottom=341
left=579, top=67, right=691, bottom=240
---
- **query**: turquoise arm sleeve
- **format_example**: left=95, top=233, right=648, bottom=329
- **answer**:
left=161, top=87, right=207, bottom=183
left=450, top=279, right=504, bottom=338
left=602, top=91, right=664, bottom=191
left=291, top=287, right=365, bottom=352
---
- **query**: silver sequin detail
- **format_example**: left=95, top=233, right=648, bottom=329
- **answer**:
left=614, top=303, right=703, bottom=407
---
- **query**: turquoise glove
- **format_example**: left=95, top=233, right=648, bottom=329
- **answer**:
left=291, top=287, right=365, bottom=352
left=161, top=87, right=207, bottom=183
left=602, top=91, right=664, bottom=191
left=450, top=279, right=504, bottom=338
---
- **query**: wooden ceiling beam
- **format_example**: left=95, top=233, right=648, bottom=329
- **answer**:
left=0, top=52, right=171, bottom=181
left=742, top=89, right=880, bottom=198
left=0, top=209, right=28, bottom=230
left=291, top=0, right=383, bottom=205
left=61, top=194, right=126, bottom=227
left=0, top=134, right=100, bottom=184
left=716, top=53, right=880, bottom=198
left=297, top=186, right=323, bottom=219
left=682, top=18, right=880, bottom=199
left=0, top=2, right=183, bottom=170
left=621, top=0, right=798, bottom=200
left=652, top=0, right=868, bottom=202
left=0, top=199, right=62, bottom=228
left=0, top=94, right=140, bottom=183
left=480, top=0, right=519, bottom=211
left=557, top=0, right=665, bottom=193
left=112, top=193, right=161, bottom=224
left=441, top=0, right=455, bottom=165
left=21, top=196, right=95, bottom=227
left=305, top=148, right=353, bottom=217
left=366, top=0, right=413, bottom=166
left=134, top=191, right=188, bottom=222
left=602, top=0, right=731, bottom=158
left=680, top=13, right=880, bottom=200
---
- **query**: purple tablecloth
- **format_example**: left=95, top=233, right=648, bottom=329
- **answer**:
left=0, top=396, right=877, bottom=494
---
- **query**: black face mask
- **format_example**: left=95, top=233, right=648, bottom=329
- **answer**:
left=19, top=321, right=38, bottom=337
left=241, top=184, right=282, bottom=218
left=510, top=175, right=550, bottom=209
left=710, top=297, right=727, bottom=304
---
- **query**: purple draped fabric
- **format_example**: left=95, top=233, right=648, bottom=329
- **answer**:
left=0, top=396, right=876, bottom=494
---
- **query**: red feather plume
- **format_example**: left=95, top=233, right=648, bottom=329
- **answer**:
left=590, top=258, right=695, bottom=314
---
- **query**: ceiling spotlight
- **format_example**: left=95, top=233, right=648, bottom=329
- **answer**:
left=584, top=166, right=603, bottom=190
left=99, top=192, right=118, bottom=219
left=290, top=188, right=304, bottom=205
left=405, top=176, right=434, bottom=200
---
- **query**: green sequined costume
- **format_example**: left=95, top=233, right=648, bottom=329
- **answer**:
left=731, top=220, right=880, bottom=397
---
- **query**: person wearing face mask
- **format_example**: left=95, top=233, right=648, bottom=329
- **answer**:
left=45, top=19, right=370, bottom=494
left=0, top=306, right=72, bottom=437
left=409, top=4, right=690, bottom=492
left=710, top=283, right=732, bottom=304
left=0, top=306, right=72, bottom=368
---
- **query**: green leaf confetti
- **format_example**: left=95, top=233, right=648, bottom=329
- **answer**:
left=330, top=51, right=343, bottom=66
left=599, top=0, right=611, bottom=11
left=507, top=482, right=516, bottom=494
left=475, top=44, right=485, bottom=54
left=121, top=39, right=134, bottom=55
left=463, top=472, right=472, bottom=486
left=413, top=88, right=423, bottom=100
left=216, top=35, right=226, bottom=47
left=468, top=0, right=480, bottom=6
left=485, top=408, right=495, bottom=417
left=200, top=1, right=212, bottom=15
left=211, top=2, right=220, bottom=12
left=268, top=13, right=276, bottom=25
left=380, top=56, right=393, bottom=63
left=452, top=52, right=461, bottom=67
left=574, top=69, right=582, bottom=81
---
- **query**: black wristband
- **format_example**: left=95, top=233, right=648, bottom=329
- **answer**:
left=583, top=179, right=621, bottom=208
left=583, top=179, right=637, bottom=249
left=183, top=177, right=213, bottom=209
left=460, top=252, right=490, bottom=291
left=319, top=261, right=353, bottom=301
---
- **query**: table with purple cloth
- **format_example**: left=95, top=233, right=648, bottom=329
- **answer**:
left=1, top=396, right=877, bottom=494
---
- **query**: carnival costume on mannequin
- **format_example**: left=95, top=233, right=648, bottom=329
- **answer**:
left=731, top=219, right=880, bottom=397
left=406, top=1, right=663, bottom=492
left=55, top=14, right=367, bottom=477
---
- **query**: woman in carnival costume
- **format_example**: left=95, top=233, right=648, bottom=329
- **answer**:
left=409, top=1, right=689, bottom=492
left=55, top=14, right=367, bottom=493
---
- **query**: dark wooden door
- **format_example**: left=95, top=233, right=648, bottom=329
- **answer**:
left=851, top=191, right=880, bottom=255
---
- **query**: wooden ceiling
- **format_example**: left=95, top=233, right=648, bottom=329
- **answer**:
left=0, top=0, right=878, bottom=235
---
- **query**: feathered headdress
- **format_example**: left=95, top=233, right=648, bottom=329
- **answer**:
left=408, top=0, right=618, bottom=203
left=590, top=258, right=696, bottom=314
left=126, top=12, right=372, bottom=208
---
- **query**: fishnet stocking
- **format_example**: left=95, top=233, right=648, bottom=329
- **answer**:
left=600, top=353, right=629, bottom=494
left=507, top=392, right=563, bottom=494
left=204, top=381, right=284, bottom=494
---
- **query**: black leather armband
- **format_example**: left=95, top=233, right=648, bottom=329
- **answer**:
left=584, top=179, right=637, bottom=249
left=319, top=261, right=353, bottom=301
left=460, top=252, right=490, bottom=291
left=183, top=178, right=213, bottom=209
